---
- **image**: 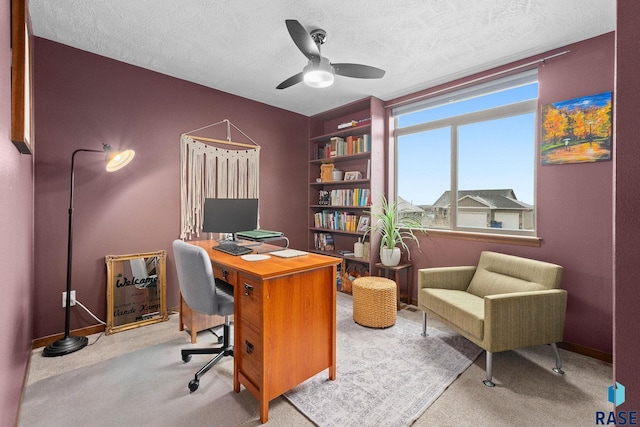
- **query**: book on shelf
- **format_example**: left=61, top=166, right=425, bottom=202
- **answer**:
left=328, top=188, right=370, bottom=207
left=338, top=120, right=357, bottom=130
left=318, top=190, right=330, bottom=205
left=337, top=118, right=371, bottom=130
left=316, top=134, right=370, bottom=160
left=314, top=232, right=334, bottom=251
left=314, top=210, right=361, bottom=232
left=337, top=250, right=355, bottom=256
left=355, top=117, right=372, bottom=127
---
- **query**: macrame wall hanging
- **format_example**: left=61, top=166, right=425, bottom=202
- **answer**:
left=179, top=119, right=260, bottom=240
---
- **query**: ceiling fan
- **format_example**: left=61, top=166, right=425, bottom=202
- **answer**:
left=276, top=19, right=385, bottom=90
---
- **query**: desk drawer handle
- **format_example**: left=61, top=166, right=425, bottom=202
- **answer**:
left=222, top=269, right=229, bottom=280
left=245, top=340, right=254, bottom=354
left=243, top=283, right=253, bottom=296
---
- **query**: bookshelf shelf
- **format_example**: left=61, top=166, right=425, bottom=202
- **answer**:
left=310, top=227, right=365, bottom=236
left=307, top=97, right=384, bottom=279
left=310, top=178, right=370, bottom=186
left=310, top=124, right=371, bottom=142
left=310, top=152, right=370, bottom=164
left=310, top=205, right=369, bottom=210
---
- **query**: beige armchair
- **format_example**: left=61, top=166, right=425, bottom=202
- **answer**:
left=417, top=251, right=567, bottom=387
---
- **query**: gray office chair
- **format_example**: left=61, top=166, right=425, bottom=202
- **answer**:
left=172, top=239, right=234, bottom=392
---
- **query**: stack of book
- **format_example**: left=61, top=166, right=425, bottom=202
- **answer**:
left=314, top=210, right=360, bottom=232
left=313, top=232, right=334, bottom=251
left=329, top=188, right=370, bottom=206
left=316, top=134, right=371, bottom=159
left=337, top=117, right=372, bottom=129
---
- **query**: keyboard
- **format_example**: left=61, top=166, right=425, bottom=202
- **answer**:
left=213, top=244, right=253, bottom=256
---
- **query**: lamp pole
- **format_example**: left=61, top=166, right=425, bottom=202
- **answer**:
left=43, top=145, right=134, bottom=357
left=43, top=149, right=101, bottom=356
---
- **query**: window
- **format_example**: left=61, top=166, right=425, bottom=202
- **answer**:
left=394, top=71, right=538, bottom=235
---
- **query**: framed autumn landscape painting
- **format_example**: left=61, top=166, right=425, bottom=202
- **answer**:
left=540, top=91, right=612, bottom=165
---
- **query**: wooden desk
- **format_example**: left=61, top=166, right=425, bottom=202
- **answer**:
left=188, top=240, right=341, bottom=424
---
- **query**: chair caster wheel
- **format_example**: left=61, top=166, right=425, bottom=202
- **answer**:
left=189, top=379, right=199, bottom=392
left=182, top=354, right=192, bottom=363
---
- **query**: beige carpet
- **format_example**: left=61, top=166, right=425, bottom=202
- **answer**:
left=20, top=338, right=252, bottom=427
left=21, top=295, right=613, bottom=426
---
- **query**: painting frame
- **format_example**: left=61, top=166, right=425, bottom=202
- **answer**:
left=105, top=251, right=169, bottom=335
left=10, top=0, right=34, bottom=154
left=344, top=171, right=363, bottom=181
left=357, top=216, right=370, bottom=232
left=540, top=91, right=612, bottom=165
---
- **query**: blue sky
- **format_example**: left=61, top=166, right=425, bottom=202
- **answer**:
left=397, top=84, right=537, bottom=206
left=550, top=91, right=611, bottom=112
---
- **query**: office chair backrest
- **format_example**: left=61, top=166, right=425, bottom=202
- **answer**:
left=172, top=239, right=218, bottom=316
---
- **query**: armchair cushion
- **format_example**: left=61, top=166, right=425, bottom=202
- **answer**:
left=466, top=251, right=563, bottom=298
left=422, top=289, right=484, bottom=341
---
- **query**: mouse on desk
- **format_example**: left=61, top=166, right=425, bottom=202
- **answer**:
left=241, top=254, right=271, bottom=261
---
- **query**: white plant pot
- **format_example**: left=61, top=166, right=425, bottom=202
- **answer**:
left=380, top=246, right=401, bottom=267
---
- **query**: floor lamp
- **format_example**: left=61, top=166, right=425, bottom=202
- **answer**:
left=43, top=144, right=135, bottom=357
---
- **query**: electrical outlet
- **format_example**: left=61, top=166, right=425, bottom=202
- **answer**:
left=62, top=290, right=76, bottom=308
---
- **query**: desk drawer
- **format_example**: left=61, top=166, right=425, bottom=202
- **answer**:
left=238, top=274, right=262, bottom=329
left=212, top=263, right=237, bottom=284
left=238, top=321, right=262, bottom=385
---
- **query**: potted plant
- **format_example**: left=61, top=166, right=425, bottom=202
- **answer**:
left=364, top=195, right=427, bottom=266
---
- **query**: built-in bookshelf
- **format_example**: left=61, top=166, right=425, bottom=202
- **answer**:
left=308, top=97, right=384, bottom=275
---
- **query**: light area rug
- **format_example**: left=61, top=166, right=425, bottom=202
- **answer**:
left=284, top=294, right=483, bottom=427
left=19, top=338, right=252, bottom=427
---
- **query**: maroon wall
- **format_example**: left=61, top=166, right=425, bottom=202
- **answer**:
left=33, top=39, right=309, bottom=339
left=0, top=0, right=35, bottom=423
left=397, top=33, right=615, bottom=355
left=614, top=0, right=640, bottom=410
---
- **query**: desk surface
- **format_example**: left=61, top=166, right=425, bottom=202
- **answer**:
left=189, top=240, right=341, bottom=279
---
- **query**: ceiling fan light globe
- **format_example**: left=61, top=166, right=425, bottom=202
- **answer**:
left=304, top=69, right=334, bottom=88
left=303, top=57, right=335, bottom=88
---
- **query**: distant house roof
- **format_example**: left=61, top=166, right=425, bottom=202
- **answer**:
left=432, top=189, right=532, bottom=210
left=397, top=196, right=426, bottom=213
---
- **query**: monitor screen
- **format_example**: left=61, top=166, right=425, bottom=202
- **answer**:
left=202, top=198, right=258, bottom=238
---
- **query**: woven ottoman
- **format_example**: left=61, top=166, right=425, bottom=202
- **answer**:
left=352, top=276, right=397, bottom=328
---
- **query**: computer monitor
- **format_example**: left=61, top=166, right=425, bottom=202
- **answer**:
left=202, top=198, right=258, bottom=241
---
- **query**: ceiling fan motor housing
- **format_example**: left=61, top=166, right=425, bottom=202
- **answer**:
left=310, top=29, right=327, bottom=46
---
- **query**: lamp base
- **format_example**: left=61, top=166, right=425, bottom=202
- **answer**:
left=43, top=335, right=89, bottom=357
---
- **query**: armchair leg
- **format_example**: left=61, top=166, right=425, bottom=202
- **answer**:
left=421, top=312, right=428, bottom=337
left=483, top=351, right=496, bottom=387
left=551, top=343, right=565, bottom=375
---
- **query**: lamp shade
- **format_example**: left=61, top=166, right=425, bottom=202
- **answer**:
left=105, top=148, right=135, bottom=172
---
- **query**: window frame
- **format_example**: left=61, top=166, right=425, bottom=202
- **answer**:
left=393, top=75, right=539, bottom=242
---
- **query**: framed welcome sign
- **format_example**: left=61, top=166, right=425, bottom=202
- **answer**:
left=105, top=251, right=168, bottom=334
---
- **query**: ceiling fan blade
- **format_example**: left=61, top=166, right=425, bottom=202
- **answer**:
left=276, top=72, right=304, bottom=90
left=285, top=19, right=320, bottom=61
left=333, top=63, right=386, bottom=79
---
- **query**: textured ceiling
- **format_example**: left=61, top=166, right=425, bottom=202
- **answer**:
left=29, top=0, right=615, bottom=116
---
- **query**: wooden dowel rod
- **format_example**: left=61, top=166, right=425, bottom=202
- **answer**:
left=185, top=134, right=259, bottom=149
